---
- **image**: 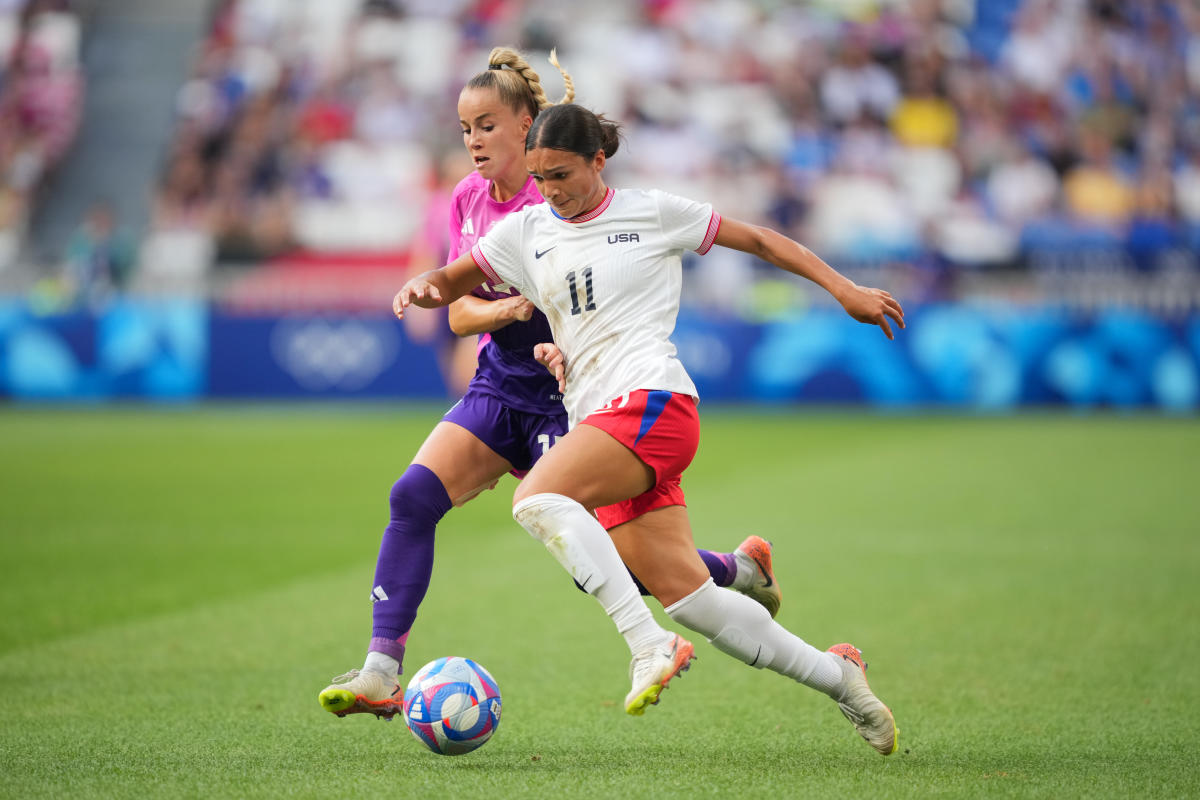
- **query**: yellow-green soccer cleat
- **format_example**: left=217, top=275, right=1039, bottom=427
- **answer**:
left=827, top=643, right=899, bottom=755
left=625, top=633, right=695, bottom=716
left=732, top=535, right=782, bottom=618
left=318, top=669, right=403, bottom=719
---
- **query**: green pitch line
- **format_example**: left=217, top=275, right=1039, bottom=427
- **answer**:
left=1, top=407, right=1197, bottom=799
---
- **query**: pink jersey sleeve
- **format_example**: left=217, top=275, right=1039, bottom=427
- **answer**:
left=446, top=182, right=467, bottom=262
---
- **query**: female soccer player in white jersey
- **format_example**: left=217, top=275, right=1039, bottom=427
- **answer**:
left=393, top=103, right=904, bottom=754
left=319, top=53, right=781, bottom=722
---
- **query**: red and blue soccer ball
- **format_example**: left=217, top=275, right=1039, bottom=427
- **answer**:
left=402, top=656, right=502, bottom=756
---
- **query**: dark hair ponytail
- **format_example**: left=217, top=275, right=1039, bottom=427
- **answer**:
left=526, top=103, right=621, bottom=159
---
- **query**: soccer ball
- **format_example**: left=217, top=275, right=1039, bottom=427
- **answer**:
left=402, top=657, right=502, bottom=756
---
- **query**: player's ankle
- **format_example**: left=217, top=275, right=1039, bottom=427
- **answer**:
left=363, top=650, right=400, bottom=679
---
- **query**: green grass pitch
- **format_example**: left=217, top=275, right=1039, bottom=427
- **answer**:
left=1, top=407, right=1198, bottom=799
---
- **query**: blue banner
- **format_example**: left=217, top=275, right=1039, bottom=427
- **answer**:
left=207, top=314, right=446, bottom=399
left=0, top=298, right=207, bottom=400
left=682, top=305, right=1198, bottom=411
left=1, top=299, right=1197, bottom=411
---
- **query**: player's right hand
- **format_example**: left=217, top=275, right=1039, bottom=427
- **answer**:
left=533, top=342, right=566, bottom=393
left=393, top=279, right=443, bottom=320
left=835, top=284, right=905, bottom=340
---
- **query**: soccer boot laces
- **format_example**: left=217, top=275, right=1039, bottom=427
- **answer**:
left=318, top=668, right=403, bottom=720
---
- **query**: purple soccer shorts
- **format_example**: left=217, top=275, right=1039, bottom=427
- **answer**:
left=443, top=388, right=568, bottom=475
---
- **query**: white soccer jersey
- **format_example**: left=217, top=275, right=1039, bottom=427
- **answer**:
left=471, top=187, right=721, bottom=426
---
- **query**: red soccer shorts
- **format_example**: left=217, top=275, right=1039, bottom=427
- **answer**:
left=581, top=389, right=700, bottom=530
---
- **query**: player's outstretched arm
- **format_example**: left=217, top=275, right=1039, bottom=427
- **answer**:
left=448, top=295, right=536, bottom=336
left=393, top=253, right=487, bottom=320
left=714, top=218, right=905, bottom=340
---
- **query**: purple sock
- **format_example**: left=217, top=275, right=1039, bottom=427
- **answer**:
left=368, top=464, right=452, bottom=670
left=699, top=549, right=736, bottom=587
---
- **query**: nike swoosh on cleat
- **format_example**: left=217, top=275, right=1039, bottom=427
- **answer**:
left=752, top=556, right=774, bottom=587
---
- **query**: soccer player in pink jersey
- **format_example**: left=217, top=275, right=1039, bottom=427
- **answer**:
left=394, top=103, right=904, bottom=753
left=320, top=50, right=780, bottom=722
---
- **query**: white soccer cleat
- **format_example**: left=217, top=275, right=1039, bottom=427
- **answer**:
left=828, top=643, right=899, bottom=755
left=624, top=633, right=696, bottom=715
left=318, top=668, right=403, bottom=719
left=732, top=535, right=782, bottom=618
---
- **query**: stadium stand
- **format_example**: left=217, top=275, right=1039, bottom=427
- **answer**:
left=0, top=0, right=82, bottom=272
left=4, top=0, right=1199, bottom=314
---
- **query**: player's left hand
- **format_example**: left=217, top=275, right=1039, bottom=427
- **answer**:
left=835, top=284, right=905, bottom=340
left=533, top=342, right=566, bottom=393
left=393, top=279, right=443, bottom=320
left=495, top=296, right=536, bottom=324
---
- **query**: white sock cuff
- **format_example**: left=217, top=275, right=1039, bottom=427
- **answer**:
left=664, top=577, right=717, bottom=618
left=512, top=492, right=579, bottom=542
left=363, top=650, right=400, bottom=680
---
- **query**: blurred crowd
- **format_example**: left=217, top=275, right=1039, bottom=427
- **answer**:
left=8, top=0, right=1200, bottom=309
left=0, top=0, right=81, bottom=271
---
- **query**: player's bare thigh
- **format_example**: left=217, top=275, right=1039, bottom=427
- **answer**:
left=412, top=421, right=514, bottom=507
left=608, top=505, right=709, bottom=607
left=512, top=423, right=654, bottom=510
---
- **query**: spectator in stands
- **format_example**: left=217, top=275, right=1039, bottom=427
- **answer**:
left=819, top=30, right=899, bottom=126
left=986, top=140, right=1060, bottom=229
left=889, top=55, right=957, bottom=150
left=0, top=0, right=83, bottom=264
left=1127, top=162, right=1180, bottom=270
left=132, top=0, right=1199, bottom=306
left=1174, top=148, right=1200, bottom=226
left=999, top=0, right=1074, bottom=96
left=1062, top=128, right=1135, bottom=227
left=64, top=199, right=135, bottom=308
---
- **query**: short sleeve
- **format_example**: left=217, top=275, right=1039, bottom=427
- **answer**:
left=653, top=190, right=722, bottom=255
left=445, top=194, right=463, bottom=262
left=471, top=211, right=528, bottom=292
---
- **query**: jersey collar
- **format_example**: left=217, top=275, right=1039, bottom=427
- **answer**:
left=550, top=187, right=615, bottom=223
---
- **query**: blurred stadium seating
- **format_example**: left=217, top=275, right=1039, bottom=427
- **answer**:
left=0, top=0, right=1198, bottom=408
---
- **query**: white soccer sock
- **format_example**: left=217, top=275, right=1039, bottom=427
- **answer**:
left=363, top=650, right=400, bottom=679
left=665, top=578, right=843, bottom=696
left=513, top=493, right=666, bottom=655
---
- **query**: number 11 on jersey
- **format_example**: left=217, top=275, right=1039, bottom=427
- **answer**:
left=566, top=267, right=596, bottom=315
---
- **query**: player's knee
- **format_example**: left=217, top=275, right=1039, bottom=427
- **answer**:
left=512, top=492, right=566, bottom=542
left=389, top=465, right=451, bottom=523
left=511, top=480, right=539, bottom=507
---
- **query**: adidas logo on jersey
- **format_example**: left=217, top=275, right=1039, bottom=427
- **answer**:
left=607, top=233, right=640, bottom=243
left=461, top=218, right=475, bottom=235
